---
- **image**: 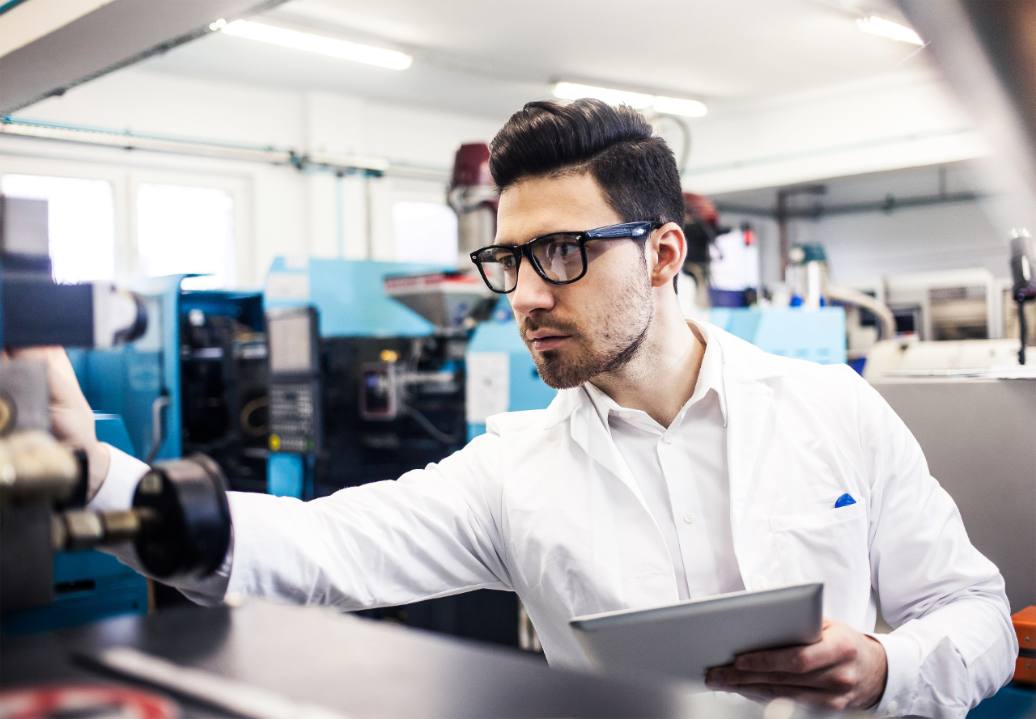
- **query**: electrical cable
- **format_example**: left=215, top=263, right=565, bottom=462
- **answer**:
left=400, top=404, right=459, bottom=445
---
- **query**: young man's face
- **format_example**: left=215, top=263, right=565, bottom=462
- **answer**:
left=495, top=172, right=654, bottom=389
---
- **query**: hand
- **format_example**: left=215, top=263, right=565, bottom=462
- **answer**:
left=705, top=619, right=888, bottom=711
left=3, top=347, right=110, bottom=499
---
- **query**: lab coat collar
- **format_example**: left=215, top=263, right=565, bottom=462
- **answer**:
left=542, top=320, right=777, bottom=515
left=537, top=320, right=776, bottom=431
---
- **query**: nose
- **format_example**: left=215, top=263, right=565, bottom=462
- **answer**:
left=508, top=256, right=556, bottom=317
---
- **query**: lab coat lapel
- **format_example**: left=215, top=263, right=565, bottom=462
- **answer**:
left=568, top=396, right=651, bottom=514
left=716, top=334, right=777, bottom=590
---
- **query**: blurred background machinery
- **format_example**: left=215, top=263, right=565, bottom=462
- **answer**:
left=0, top=194, right=232, bottom=636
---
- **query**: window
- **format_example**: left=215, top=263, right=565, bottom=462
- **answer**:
left=1, top=174, right=116, bottom=283
left=392, top=200, right=458, bottom=265
left=136, top=183, right=236, bottom=289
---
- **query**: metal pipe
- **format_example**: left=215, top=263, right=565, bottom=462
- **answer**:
left=0, top=116, right=450, bottom=181
left=826, top=284, right=897, bottom=341
left=718, top=190, right=985, bottom=221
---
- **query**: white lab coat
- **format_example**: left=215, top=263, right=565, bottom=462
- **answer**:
left=99, top=322, right=1016, bottom=718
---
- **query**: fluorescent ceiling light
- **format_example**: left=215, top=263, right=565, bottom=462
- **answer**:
left=855, top=15, right=924, bottom=46
left=552, top=81, right=707, bottom=118
left=212, top=18, right=412, bottom=70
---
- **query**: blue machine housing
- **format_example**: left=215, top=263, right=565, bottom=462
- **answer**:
left=68, top=276, right=187, bottom=462
left=709, top=307, right=847, bottom=365
left=265, top=257, right=441, bottom=337
left=70, top=277, right=266, bottom=469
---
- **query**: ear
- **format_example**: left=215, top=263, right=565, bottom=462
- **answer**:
left=648, top=222, right=686, bottom=289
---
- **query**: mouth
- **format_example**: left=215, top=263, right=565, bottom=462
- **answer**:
left=528, top=334, right=571, bottom=351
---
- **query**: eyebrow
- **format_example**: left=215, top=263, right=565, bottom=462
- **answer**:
left=494, top=229, right=579, bottom=248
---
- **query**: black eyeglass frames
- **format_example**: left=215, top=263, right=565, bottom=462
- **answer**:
left=469, top=221, right=660, bottom=294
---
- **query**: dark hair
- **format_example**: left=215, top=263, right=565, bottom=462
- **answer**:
left=490, top=99, right=684, bottom=290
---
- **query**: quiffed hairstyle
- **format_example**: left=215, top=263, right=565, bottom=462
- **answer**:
left=489, top=99, right=684, bottom=232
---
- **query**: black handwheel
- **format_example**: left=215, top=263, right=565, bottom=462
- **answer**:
left=132, top=454, right=231, bottom=579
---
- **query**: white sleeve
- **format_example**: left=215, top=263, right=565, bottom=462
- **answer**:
left=88, top=443, right=232, bottom=605
left=854, top=379, right=1017, bottom=718
left=225, top=432, right=511, bottom=608
left=90, top=434, right=510, bottom=610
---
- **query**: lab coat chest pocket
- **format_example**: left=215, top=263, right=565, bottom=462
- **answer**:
left=766, top=503, right=871, bottom=608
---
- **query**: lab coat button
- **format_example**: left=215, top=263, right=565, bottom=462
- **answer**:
left=682, top=513, right=695, bottom=525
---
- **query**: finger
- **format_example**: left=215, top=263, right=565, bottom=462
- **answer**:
left=6, top=347, right=91, bottom=414
left=735, top=633, right=854, bottom=674
left=708, top=666, right=850, bottom=690
left=724, top=684, right=850, bottom=711
left=710, top=661, right=863, bottom=693
left=4, top=346, right=54, bottom=361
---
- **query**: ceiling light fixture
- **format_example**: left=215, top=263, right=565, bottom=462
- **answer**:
left=552, top=81, right=707, bottom=118
left=211, top=18, right=412, bottom=70
left=855, top=15, right=924, bottom=46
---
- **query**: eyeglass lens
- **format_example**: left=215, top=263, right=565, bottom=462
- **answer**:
left=476, top=234, right=584, bottom=291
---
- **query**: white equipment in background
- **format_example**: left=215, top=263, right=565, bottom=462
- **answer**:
left=863, top=338, right=1036, bottom=381
left=884, top=268, right=1002, bottom=341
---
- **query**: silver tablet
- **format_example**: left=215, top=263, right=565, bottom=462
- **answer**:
left=569, top=583, right=823, bottom=684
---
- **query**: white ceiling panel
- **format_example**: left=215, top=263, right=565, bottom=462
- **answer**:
left=137, top=0, right=935, bottom=119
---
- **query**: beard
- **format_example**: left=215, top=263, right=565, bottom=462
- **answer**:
left=522, top=268, right=654, bottom=389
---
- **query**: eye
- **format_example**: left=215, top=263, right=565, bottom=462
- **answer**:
left=546, top=239, right=580, bottom=261
left=483, top=248, right=516, bottom=269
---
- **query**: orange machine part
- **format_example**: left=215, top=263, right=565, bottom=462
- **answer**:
left=1015, top=606, right=1036, bottom=651
left=1013, top=606, right=1036, bottom=686
left=1016, top=655, right=1036, bottom=686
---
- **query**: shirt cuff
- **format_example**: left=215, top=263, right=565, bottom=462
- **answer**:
left=88, top=442, right=150, bottom=512
left=869, top=630, right=921, bottom=717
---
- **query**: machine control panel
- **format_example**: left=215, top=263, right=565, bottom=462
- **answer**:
left=269, top=381, right=321, bottom=453
left=265, top=307, right=323, bottom=455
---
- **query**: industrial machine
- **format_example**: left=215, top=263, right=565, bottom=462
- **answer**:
left=673, top=197, right=879, bottom=368
left=884, top=268, right=1002, bottom=341
left=0, top=195, right=232, bottom=633
left=179, top=290, right=268, bottom=490
left=69, top=282, right=269, bottom=494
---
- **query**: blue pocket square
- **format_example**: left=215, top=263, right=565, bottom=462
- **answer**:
left=834, top=492, right=857, bottom=508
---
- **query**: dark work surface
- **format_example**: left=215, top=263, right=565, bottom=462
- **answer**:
left=0, top=601, right=820, bottom=719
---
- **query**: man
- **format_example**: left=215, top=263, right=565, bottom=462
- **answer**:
left=39, top=100, right=1014, bottom=716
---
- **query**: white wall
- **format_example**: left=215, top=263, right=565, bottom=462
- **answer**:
left=682, top=72, right=986, bottom=195
left=791, top=200, right=1010, bottom=287
left=0, top=66, right=503, bottom=288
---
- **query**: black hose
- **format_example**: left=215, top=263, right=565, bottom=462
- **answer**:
left=1019, top=298, right=1028, bottom=366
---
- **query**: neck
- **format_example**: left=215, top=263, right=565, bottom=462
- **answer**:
left=589, top=300, right=704, bottom=427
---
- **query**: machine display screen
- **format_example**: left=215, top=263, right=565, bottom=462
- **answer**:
left=268, top=312, right=316, bottom=374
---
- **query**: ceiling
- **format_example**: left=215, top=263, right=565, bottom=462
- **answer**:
left=137, top=0, right=936, bottom=120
